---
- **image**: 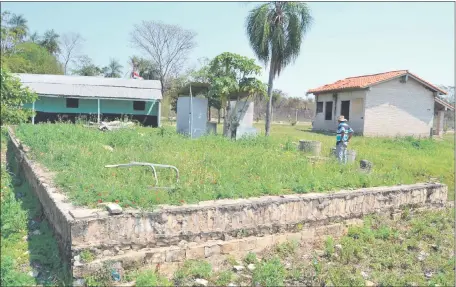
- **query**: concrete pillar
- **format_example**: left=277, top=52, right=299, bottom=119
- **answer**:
left=32, top=101, right=35, bottom=124
left=157, top=101, right=161, bottom=127
left=436, top=110, right=445, bottom=137
left=97, top=99, right=101, bottom=123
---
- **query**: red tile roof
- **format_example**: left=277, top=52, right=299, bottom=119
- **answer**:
left=307, top=70, right=447, bottom=95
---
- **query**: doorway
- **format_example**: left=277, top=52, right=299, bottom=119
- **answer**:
left=341, top=100, right=350, bottom=120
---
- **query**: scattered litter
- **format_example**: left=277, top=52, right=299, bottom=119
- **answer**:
left=417, top=251, right=428, bottom=261
left=233, top=265, right=245, bottom=272
left=74, top=261, right=83, bottom=267
left=361, top=271, right=369, bottom=279
left=23, top=251, right=29, bottom=255
left=74, top=255, right=81, bottom=262
left=105, top=162, right=179, bottom=188
left=195, top=278, right=208, bottom=286
left=85, top=121, right=135, bottom=131
left=247, top=263, right=256, bottom=271
left=360, top=159, right=373, bottom=173
left=32, top=230, right=41, bottom=236
left=111, top=269, right=121, bottom=282
left=102, top=145, right=114, bottom=152
left=424, top=271, right=433, bottom=279
left=365, top=280, right=375, bottom=287
left=227, top=283, right=237, bottom=287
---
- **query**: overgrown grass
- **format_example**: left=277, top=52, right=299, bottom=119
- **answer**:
left=13, top=123, right=455, bottom=209
left=0, top=127, right=70, bottom=286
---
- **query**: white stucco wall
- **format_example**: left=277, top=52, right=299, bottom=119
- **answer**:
left=312, top=91, right=366, bottom=133
left=363, top=77, right=434, bottom=137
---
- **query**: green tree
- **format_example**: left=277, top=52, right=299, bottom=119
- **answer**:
left=3, top=42, right=63, bottom=74
left=206, top=52, right=267, bottom=138
left=8, top=14, right=28, bottom=42
left=40, top=29, right=60, bottom=55
left=29, top=32, right=40, bottom=43
left=72, top=55, right=103, bottom=76
left=128, top=56, right=160, bottom=80
left=1, top=11, right=25, bottom=53
left=103, top=58, right=123, bottom=78
left=1, top=67, right=37, bottom=125
left=246, top=2, right=313, bottom=136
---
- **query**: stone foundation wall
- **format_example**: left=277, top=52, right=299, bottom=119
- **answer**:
left=70, top=183, right=447, bottom=251
left=8, top=128, right=449, bottom=280
left=8, top=128, right=74, bottom=261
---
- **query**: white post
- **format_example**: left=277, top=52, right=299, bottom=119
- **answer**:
left=157, top=100, right=161, bottom=127
left=97, top=99, right=101, bottom=123
left=437, top=110, right=445, bottom=137
left=32, top=101, right=35, bottom=124
left=189, top=84, right=193, bottom=138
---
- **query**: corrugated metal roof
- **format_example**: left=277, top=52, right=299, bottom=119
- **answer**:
left=16, top=73, right=162, bottom=100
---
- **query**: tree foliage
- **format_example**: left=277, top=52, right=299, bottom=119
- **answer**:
left=1, top=67, right=37, bottom=125
left=2, top=42, right=63, bottom=74
left=103, top=58, right=123, bottom=78
left=39, top=29, right=60, bottom=55
left=205, top=52, right=267, bottom=138
left=60, top=32, right=84, bottom=74
left=1, top=11, right=63, bottom=75
left=128, top=56, right=160, bottom=80
left=71, top=55, right=104, bottom=76
left=1, top=11, right=28, bottom=53
left=246, top=2, right=313, bottom=136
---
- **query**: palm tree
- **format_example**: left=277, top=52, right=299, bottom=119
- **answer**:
left=40, top=29, right=60, bottom=55
left=104, top=58, right=123, bottom=78
left=29, top=32, right=40, bottom=43
left=8, top=14, right=28, bottom=41
left=246, top=2, right=313, bottom=136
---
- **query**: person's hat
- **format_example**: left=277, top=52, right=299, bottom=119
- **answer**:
left=338, top=115, right=347, bottom=122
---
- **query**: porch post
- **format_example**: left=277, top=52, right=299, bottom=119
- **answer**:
left=97, top=99, right=101, bottom=123
left=157, top=100, right=161, bottom=127
left=32, top=101, right=35, bottom=125
left=437, top=110, right=445, bottom=137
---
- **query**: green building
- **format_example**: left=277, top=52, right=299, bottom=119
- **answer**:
left=18, top=73, right=162, bottom=127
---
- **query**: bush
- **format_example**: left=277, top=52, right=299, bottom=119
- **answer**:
left=0, top=68, right=37, bottom=125
left=135, top=270, right=172, bottom=286
left=253, top=257, right=286, bottom=286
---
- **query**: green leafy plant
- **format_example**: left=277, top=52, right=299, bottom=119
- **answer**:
left=253, top=257, right=286, bottom=286
left=0, top=68, right=37, bottom=125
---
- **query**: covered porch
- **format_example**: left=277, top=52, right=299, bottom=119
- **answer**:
left=433, top=97, right=455, bottom=137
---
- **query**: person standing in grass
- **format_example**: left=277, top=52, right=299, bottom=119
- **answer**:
left=336, top=115, right=354, bottom=164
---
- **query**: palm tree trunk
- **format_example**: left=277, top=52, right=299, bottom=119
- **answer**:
left=265, top=61, right=275, bottom=136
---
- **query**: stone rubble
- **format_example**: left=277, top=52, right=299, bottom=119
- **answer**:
left=233, top=265, right=245, bottom=272
left=195, top=278, right=208, bottom=286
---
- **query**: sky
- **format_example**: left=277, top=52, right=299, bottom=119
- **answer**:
left=2, top=1, right=455, bottom=98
